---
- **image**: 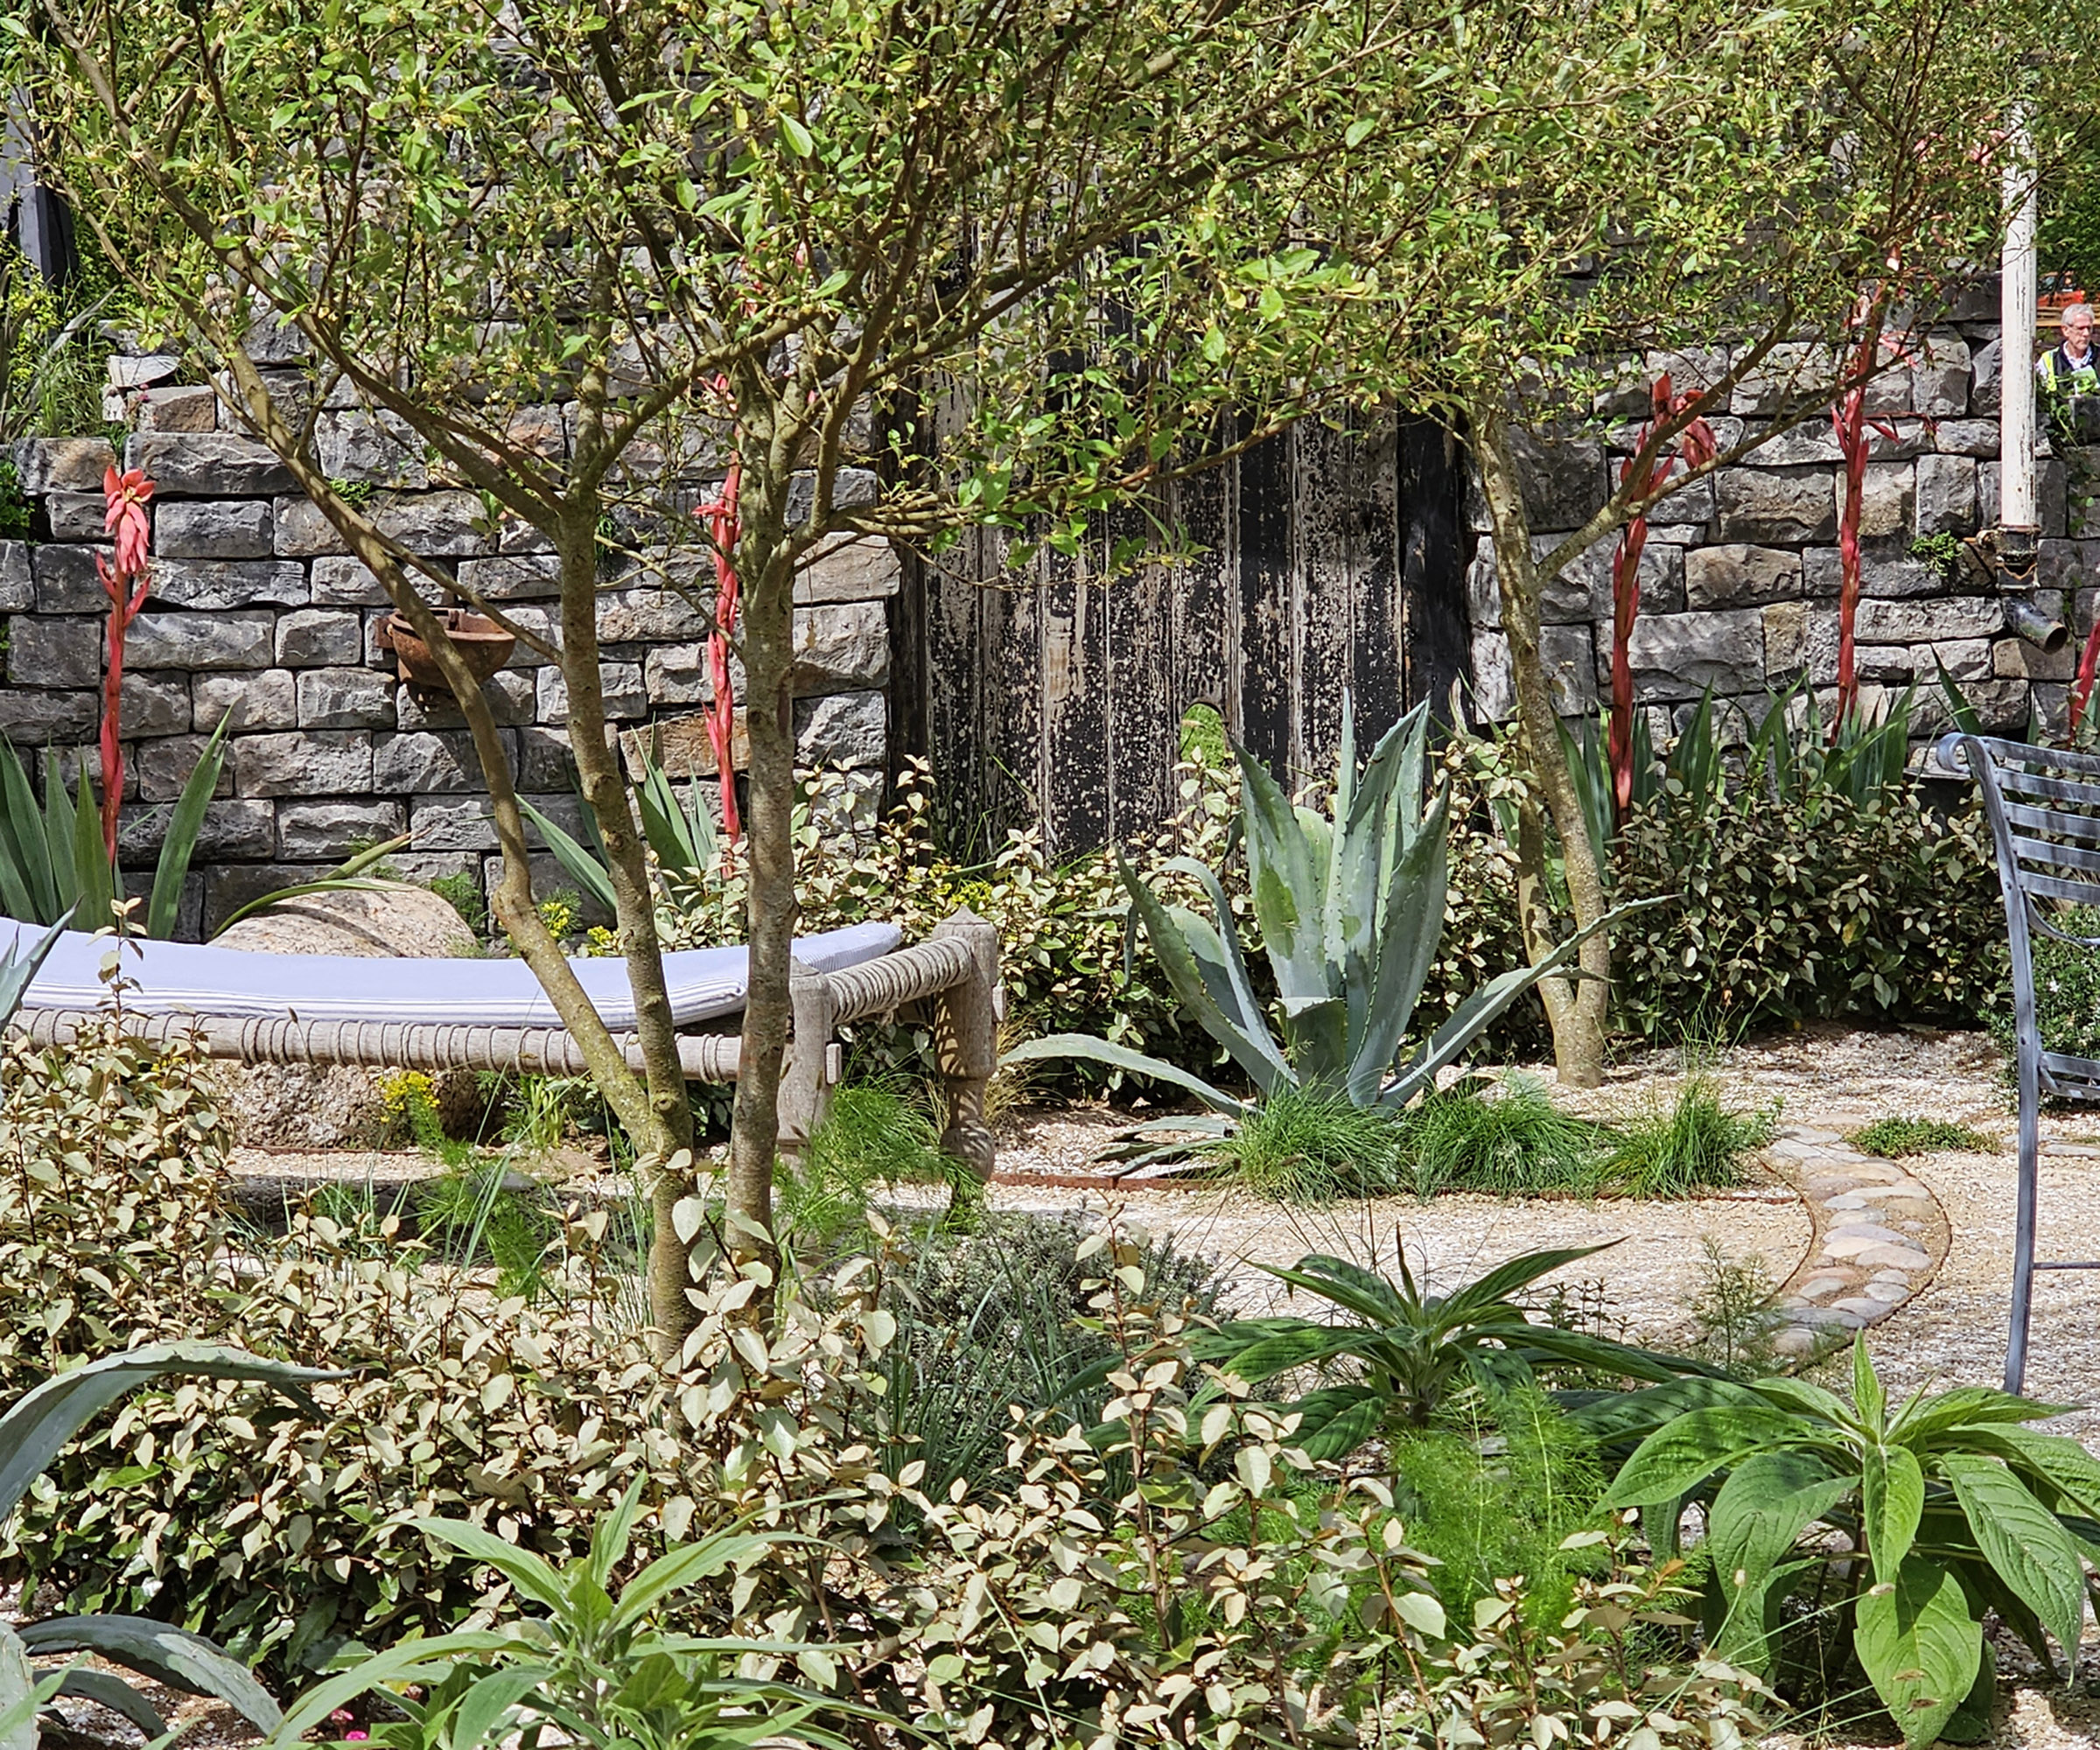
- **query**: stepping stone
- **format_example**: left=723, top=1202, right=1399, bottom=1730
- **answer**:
left=1880, top=1182, right=1933, bottom=1200
left=1782, top=1127, right=1845, bottom=1145
left=1863, top=1281, right=1910, bottom=1304
left=1793, top=1275, right=1852, bottom=1301
left=1870, top=1269, right=1914, bottom=1286
left=1833, top=1297, right=1891, bottom=1320
left=1853, top=1242, right=1931, bottom=1270
left=1827, top=1221, right=1909, bottom=1245
left=1774, top=1327, right=1824, bottom=1357
left=1825, top=1192, right=1872, bottom=1210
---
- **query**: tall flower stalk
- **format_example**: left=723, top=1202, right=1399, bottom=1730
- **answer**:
left=95, top=466, right=154, bottom=866
left=696, top=452, right=743, bottom=848
left=1607, top=376, right=1714, bottom=820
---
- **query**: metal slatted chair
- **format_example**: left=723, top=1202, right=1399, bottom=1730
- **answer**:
left=1940, top=732, right=2100, bottom=1392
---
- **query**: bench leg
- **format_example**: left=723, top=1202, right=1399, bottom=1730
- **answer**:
left=776, top=959, right=837, bottom=1164
left=931, top=909, right=1001, bottom=1181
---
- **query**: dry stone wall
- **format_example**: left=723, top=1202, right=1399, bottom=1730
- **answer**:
left=1465, top=281, right=2076, bottom=744
left=2, top=354, right=896, bottom=937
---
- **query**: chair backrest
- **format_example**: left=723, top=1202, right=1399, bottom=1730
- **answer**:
left=1941, top=732, right=2100, bottom=1100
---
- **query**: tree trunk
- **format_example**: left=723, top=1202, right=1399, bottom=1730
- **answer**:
left=724, top=466, right=797, bottom=1291
left=550, top=517, right=699, bottom=1351
left=1472, top=409, right=1611, bottom=1088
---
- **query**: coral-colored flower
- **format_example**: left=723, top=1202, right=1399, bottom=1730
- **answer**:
left=102, top=466, right=154, bottom=577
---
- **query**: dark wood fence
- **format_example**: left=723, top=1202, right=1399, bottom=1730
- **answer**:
left=892, top=410, right=1471, bottom=861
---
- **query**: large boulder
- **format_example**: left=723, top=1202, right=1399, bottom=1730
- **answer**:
left=214, top=884, right=482, bottom=1148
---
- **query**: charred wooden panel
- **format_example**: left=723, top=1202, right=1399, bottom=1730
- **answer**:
left=905, top=410, right=1466, bottom=860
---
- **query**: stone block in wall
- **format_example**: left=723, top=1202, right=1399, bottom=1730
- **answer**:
left=456, top=554, right=559, bottom=601
left=0, top=690, right=95, bottom=742
left=409, top=796, right=502, bottom=853
left=1997, top=633, right=2076, bottom=681
left=46, top=494, right=104, bottom=541
left=130, top=610, right=273, bottom=672
left=387, top=850, right=482, bottom=887
left=8, top=618, right=100, bottom=690
left=200, top=864, right=345, bottom=937
left=130, top=432, right=297, bottom=497
left=2040, top=540, right=2100, bottom=596
left=136, top=733, right=234, bottom=801
left=242, top=312, right=311, bottom=365
left=1841, top=461, right=1914, bottom=540
left=12, top=437, right=116, bottom=494
left=785, top=466, right=878, bottom=526
left=796, top=691, right=887, bottom=767
left=276, top=608, right=362, bottom=668
left=119, top=672, right=190, bottom=738
left=1934, top=637, right=1993, bottom=682
left=1469, top=629, right=1514, bottom=720
left=1510, top=430, right=1606, bottom=531
left=1625, top=608, right=1764, bottom=697
left=117, top=798, right=275, bottom=861
left=794, top=534, right=902, bottom=605
left=597, top=586, right=710, bottom=643
left=1970, top=339, right=2003, bottom=417
left=273, top=497, right=348, bottom=557
left=1685, top=544, right=1801, bottom=609
left=1914, top=455, right=1978, bottom=537
left=1541, top=623, right=1595, bottom=715
left=374, top=490, right=489, bottom=557
left=1854, top=597, right=2001, bottom=641
left=1855, top=645, right=1920, bottom=682
left=373, top=729, right=500, bottom=794
left=317, top=410, right=430, bottom=488
left=517, top=726, right=575, bottom=791
left=32, top=545, right=112, bottom=614
left=310, top=556, right=392, bottom=606
left=1802, top=545, right=1947, bottom=599
left=1911, top=332, right=1971, bottom=418
left=277, top=799, right=406, bottom=858
left=298, top=668, right=396, bottom=730
left=503, top=405, right=566, bottom=461
left=154, top=499, right=274, bottom=560
left=1933, top=419, right=2001, bottom=458
left=793, top=601, right=889, bottom=694
left=0, top=543, right=31, bottom=613
left=152, top=557, right=307, bottom=611
left=480, top=606, right=556, bottom=668
left=644, top=644, right=706, bottom=705
left=1715, top=467, right=1838, bottom=543
left=136, top=386, right=217, bottom=434
left=535, top=662, right=646, bottom=725
left=1731, top=342, right=1842, bottom=416
left=1743, top=423, right=1843, bottom=467
left=395, top=670, right=536, bottom=729
left=234, top=730, right=374, bottom=797
left=1645, top=346, right=1732, bottom=394
left=193, top=669, right=298, bottom=733
left=1539, top=533, right=1684, bottom=623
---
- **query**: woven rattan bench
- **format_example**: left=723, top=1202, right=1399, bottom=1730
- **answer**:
left=1940, top=732, right=2100, bottom=1391
left=6, top=907, right=1002, bottom=1174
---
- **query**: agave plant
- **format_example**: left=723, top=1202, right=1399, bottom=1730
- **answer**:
left=0, top=915, right=67, bottom=1028
left=0, top=1342, right=348, bottom=1741
left=523, top=736, right=725, bottom=918
left=1006, top=700, right=1614, bottom=1142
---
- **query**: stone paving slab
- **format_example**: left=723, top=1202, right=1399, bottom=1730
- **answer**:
left=1762, top=1124, right=1951, bottom=1359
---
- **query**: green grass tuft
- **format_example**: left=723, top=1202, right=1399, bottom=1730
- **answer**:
left=1851, top=1115, right=1995, bottom=1158
left=1200, top=1082, right=1408, bottom=1200
left=1402, top=1074, right=1606, bottom=1198
left=1605, top=1073, right=1773, bottom=1198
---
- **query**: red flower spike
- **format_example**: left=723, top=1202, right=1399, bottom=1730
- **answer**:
left=94, top=468, right=158, bottom=872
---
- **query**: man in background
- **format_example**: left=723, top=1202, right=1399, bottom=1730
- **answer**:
left=2039, top=302, right=2100, bottom=444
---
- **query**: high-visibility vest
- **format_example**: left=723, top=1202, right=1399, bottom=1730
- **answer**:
left=2040, top=346, right=2100, bottom=398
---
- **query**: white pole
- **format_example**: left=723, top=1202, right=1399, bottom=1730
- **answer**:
left=2002, top=103, right=2039, bottom=543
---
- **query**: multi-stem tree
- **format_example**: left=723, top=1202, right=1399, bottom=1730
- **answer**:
left=7, top=0, right=1471, bottom=1339
left=1307, top=0, right=2070, bottom=1085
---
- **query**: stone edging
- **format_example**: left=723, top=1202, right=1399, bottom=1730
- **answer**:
left=1760, top=1124, right=1951, bottom=1359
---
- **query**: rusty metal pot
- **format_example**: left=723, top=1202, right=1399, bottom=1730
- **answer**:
left=381, top=608, right=514, bottom=687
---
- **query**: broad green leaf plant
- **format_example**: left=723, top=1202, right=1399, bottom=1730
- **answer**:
left=0, top=1342, right=347, bottom=1741
left=1595, top=1336, right=2100, bottom=1746
left=267, top=1485, right=865, bottom=1750
left=1010, top=701, right=1620, bottom=1137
